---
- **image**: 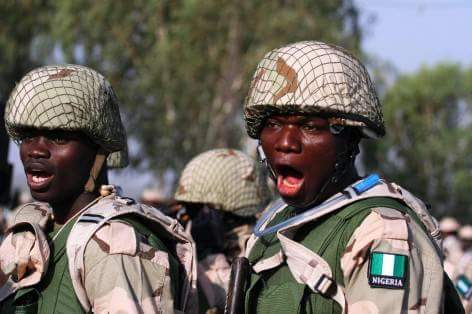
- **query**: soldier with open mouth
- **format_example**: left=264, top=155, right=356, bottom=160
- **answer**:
left=240, top=41, right=463, bottom=313
left=0, top=65, right=197, bottom=313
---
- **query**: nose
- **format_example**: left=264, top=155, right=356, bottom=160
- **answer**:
left=275, top=125, right=302, bottom=154
left=24, top=136, right=51, bottom=159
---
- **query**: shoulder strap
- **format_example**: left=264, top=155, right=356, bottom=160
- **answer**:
left=66, top=194, right=197, bottom=313
left=118, top=215, right=181, bottom=302
left=277, top=195, right=439, bottom=314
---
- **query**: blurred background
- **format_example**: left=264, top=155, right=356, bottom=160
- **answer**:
left=1, top=0, right=471, bottom=221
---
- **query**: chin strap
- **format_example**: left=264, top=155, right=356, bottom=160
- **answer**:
left=308, top=127, right=359, bottom=206
left=84, top=150, right=107, bottom=193
left=257, top=143, right=276, bottom=181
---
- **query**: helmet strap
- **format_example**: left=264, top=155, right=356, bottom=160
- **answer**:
left=257, top=143, right=277, bottom=181
left=301, top=130, right=359, bottom=209
left=84, top=150, right=107, bottom=193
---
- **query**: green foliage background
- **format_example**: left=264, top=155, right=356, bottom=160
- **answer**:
left=1, top=1, right=470, bottom=220
left=49, top=0, right=362, bottom=172
left=363, top=64, right=472, bottom=220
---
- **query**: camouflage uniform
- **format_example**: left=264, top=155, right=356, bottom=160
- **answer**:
left=243, top=41, right=463, bottom=313
left=0, top=65, right=197, bottom=313
left=175, top=148, right=270, bottom=312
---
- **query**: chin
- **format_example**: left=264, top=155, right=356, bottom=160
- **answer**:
left=280, top=196, right=304, bottom=209
left=29, top=191, right=54, bottom=203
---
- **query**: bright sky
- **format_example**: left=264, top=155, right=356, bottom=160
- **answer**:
left=356, top=0, right=472, bottom=72
left=8, top=1, right=472, bottom=198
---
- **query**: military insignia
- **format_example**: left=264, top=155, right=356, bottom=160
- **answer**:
left=456, top=275, right=472, bottom=300
left=368, top=252, right=407, bottom=289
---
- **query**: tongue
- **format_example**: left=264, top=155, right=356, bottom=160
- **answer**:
left=284, top=176, right=302, bottom=185
left=277, top=175, right=304, bottom=197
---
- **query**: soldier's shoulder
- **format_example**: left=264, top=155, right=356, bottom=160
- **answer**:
left=353, top=205, right=436, bottom=245
left=11, top=202, right=52, bottom=225
left=83, top=217, right=170, bottom=272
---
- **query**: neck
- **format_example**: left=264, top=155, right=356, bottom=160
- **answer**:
left=51, top=191, right=99, bottom=225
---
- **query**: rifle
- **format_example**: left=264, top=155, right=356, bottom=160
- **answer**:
left=224, top=257, right=250, bottom=314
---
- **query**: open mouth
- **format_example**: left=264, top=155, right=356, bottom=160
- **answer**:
left=26, top=169, right=54, bottom=191
left=275, top=165, right=304, bottom=197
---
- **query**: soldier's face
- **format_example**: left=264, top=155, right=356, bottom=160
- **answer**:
left=260, top=115, right=337, bottom=208
left=19, top=129, right=97, bottom=205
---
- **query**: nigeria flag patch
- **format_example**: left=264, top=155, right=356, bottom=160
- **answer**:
left=368, top=252, right=407, bottom=289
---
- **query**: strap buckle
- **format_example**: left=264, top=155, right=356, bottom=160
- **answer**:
left=314, top=273, right=336, bottom=296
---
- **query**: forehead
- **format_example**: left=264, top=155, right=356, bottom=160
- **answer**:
left=265, top=114, right=329, bottom=123
left=19, top=128, right=95, bottom=144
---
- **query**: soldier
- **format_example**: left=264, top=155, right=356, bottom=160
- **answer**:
left=0, top=65, right=197, bottom=313
left=241, top=41, right=463, bottom=313
left=174, top=148, right=270, bottom=313
left=440, top=217, right=464, bottom=279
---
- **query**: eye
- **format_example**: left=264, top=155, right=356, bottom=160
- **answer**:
left=46, top=133, right=70, bottom=145
left=300, top=119, right=330, bottom=133
left=265, top=119, right=281, bottom=129
left=18, top=134, right=34, bottom=144
left=300, top=122, right=321, bottom=132
left=51, top=136, right=68, bottom=145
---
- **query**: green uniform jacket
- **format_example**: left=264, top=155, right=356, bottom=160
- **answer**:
left=0, top=215, right=179, bottom=314
left=245, top=197, right=463, bottom=314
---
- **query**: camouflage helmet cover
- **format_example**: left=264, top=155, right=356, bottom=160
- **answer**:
left=5, top=64, right=128, bottom=168
left=244, top=41, right=385, bottom=139
left=175, top=149, right=270, bottom=217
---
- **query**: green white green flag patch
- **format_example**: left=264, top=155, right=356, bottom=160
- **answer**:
left=368, top=252, right=407, bottom=289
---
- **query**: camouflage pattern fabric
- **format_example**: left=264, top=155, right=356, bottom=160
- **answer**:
left=197, top=253, right=231, bottom=311
left=0, top=197, right=196, bottom=313
left=341, top=207, right=444, bottom=313
left=4, top=64, right=128, bottom=168
left=244, top=41, right=384, bottom=139
left=84, top=220, right=176, bottom=313
left=175, top=149, right=270, bottom=217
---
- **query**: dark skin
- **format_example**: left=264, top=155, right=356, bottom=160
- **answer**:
left=19, top=129, right=104, bottom=224
left=260, top=114, right=359, bottom=209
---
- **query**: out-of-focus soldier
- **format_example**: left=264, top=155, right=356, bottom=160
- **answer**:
left=0, top=64, right=197, bottom=313
left=455, top=225, right=472, bottom=312
left=440, top=216, right=464, bottom=279
left=240, top=41, right=463, bottom=313
left=459, top=225, right=472, bottom=252
left=140, top=187, right=170, bottom=211
left=174, top=148, right=270, bottom=313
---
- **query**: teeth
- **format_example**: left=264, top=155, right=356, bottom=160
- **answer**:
left=283, top=177, right=300, bottom=187
left=32, top=175, right=48, bottom=183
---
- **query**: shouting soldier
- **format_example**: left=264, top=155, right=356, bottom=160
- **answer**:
left=0, top=65, right=197, bottom=313
left=241, top=41, right=463, bottom=313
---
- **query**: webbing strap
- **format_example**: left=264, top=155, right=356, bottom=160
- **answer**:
left=10, top=216, right=79, bottom=314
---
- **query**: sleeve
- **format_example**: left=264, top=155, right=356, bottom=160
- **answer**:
left=83, top=221, right=176, bottom=314
left=340, top=207, right=444, bottom=314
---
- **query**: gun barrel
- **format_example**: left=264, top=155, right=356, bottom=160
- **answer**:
left=224, top=257, right=250, bottom=314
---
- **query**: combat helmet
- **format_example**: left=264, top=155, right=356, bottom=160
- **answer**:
left=175, top=149, right=270, bottom=217
left=5, top=64, right=128, bottom=191
left=244, top=41, right=384, bottom=139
